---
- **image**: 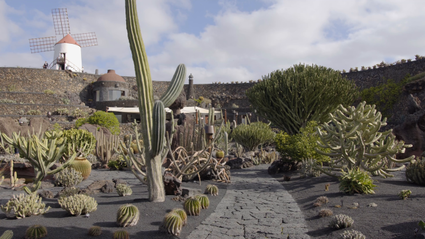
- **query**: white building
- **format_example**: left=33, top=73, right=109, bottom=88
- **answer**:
left=52, top=34, right=82, bottom=72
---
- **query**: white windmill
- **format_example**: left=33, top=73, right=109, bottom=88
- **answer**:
left=29, top=8, right=98, bottom=72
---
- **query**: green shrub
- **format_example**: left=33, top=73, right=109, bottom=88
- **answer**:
left=70, top=108, right=88, bottom=118
left=56, top=108, right=69, bottom=115
left=62, top=98, right=70, bottom=105
left=75, top=111, right=120, bottom=135
left=247, top=63, right=358, bottom=135
left=231, top=122, right=275, bottom=151
left=27, top=110, right=42, bottom=115
left=339, top=168, right=376, bottom=194
left=63, top=128, right=97, bottom=158
left=43, top=89, right=55, bottom=94
left=275, top=121, right=330, bottom=164
left=0, top=99, right=17, bottom=103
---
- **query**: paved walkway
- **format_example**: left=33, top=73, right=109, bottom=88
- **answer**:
left=187, top=164, right=311, bottom=239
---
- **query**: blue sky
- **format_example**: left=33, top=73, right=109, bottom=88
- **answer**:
left=0, top=0, right=424, bottom=84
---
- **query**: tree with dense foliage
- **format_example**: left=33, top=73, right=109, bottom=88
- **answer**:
left=246, top=64, right=358, bottom=135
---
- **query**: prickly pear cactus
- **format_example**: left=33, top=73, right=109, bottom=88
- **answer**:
left=316, top=101, right=414, bottom=177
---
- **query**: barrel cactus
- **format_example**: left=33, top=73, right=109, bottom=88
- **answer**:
left=88, top=226, right=102, bottom=237
left=0, top=230, right=13, bottom=239
left=340, top=229, right=366, bottom=239
left=113, top=230, right=129, bottom=239
left=205, top=184, right=219, bottom=196
left=195, top=194, right=210, bottom=209
left=116, top=184, right=133, bottom=197
left=171, top=208, right=187, bottom=226
left=58, top=194, right=97, bottom=216
left=161, top=212, right=183, bottom=236
left=117, top=204, right=140, bottom=227
left=184, top=197, right=201, bottom=216
left=329, top=214, right=354, bottom=229
left=25, top=225, right=47, bottom=239
left=406, top=159, right=425, bottom=185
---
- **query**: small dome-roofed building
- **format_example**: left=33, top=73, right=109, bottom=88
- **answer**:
left=93, top=69, right=128, bottom=102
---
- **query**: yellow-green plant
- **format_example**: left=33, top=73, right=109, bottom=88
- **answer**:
left=58, top=194, right=97, bottom=216
left=88, top=226, right=102, bottom=236
left=63, top=129, right=96, bottom=158
left=398, top=189, right=412, bottom=200
left=113, top=230, right=129, bottom=239
left=195, top=194, right=210, bottom=209
left=125, top=0, right=186, bottom=202
left=25, top=225, right=47, bottom=239
left=184, top=197, right=201, bottom=216
left=161, top=212, right=183, bottom=236
left=339, top=168, right=376, bottom=194
left=116, top=204, right=140, bottom=227
left=170, top=208, right=187, bottom=226
left=329, top=214, right=354, bottom=229
left=205, top=184, right=219, bottom=196
left=406, top=159, right=425, bottom=185
left=316, top=102, right=414, bottom=178
left=0, top=230, right=13, bottom=239
left=231, top=122, right=275, bottom=151
left=0, top=193, right=50, bottom=219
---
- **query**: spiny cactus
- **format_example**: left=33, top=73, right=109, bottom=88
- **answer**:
left=318, top=208, right=333, bottom=217
left=0, top=230, right=13, bottom=239
left=58, top=194, right=97, bottom=216
left=329, top=214, right=354, bottom=229
left=125, top=0, right=186, bottom=202
left=116, top=184, right=133, bottom=197
left=161, top=212, right=183, bottom=236
left=113, top=230, right=129, bottom=239
left=54, top=167, right=83, bottom=187
left=398, top=189, right=412, bottom=200
left=184, top=197, right=201, bottom=216
left=0, top=193, right=50, bottom=219
left=205, top=184, right=219, bottom=196
left=1, top=130, right=77, bottom=194
left=195, top=194, right=210, bottom=209
left=316, top=102, right=414, bottom=178
left=340, top=229, right=366, bottom=239
left=406, top=159, right=425, bottom=185
left=63, top=128, right=96, bottom=158
left=25, top=225, right=47, bottom=239
left=170, top=208, right=187, bottom=226
left=57, top=186, right=81, bottom=199
left=88, top=226, right=102, bottom=237
left=315, top=196, right=329, bottom=205
left=117, top=204, right=140, bottom=227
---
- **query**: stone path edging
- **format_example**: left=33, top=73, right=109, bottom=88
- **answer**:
left=187, top=164, right=311, bottom=239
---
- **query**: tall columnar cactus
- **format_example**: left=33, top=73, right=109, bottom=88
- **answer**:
left=1, top=130, right=77, bottom=194
left=315, top=102, right=414, bottom=178
left=0, top=230, right=13, bottom=239
left=126, top=0, right=186, bottom=202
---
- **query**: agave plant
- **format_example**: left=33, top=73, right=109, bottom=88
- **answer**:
left=117, top=204, right=140, bottom=227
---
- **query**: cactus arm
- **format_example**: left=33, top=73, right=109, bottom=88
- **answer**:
left=152, top=100, right=165, bottom=156
left=126, top=0, right=154, bottom=146
left=160, top=64, right=186, bottom=107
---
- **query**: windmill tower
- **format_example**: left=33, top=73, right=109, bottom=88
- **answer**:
left=29, top=8, right=98, bottom=72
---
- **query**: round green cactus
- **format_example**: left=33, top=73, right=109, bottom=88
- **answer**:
left=58, top=194, right=98, bottom=216
left=25, top=225, right=47, bottom=239
left=116, top=184, right=133, bottom=197
left=113, top=230, right=129, bottom=239
left=184, top=197, right=201, bottom=216
left=205, top=184, right=219, bottom=196
left=195, top=194, right=210, bottom=209
left=87, top=226, right=102, bottom=236
left=117, top=204, right=140, bottom=227
left=171, top=208, right=187, bottom=226
left=406, top=159, right=425, bottom=185
left=161, top=212, right=183, bottom=236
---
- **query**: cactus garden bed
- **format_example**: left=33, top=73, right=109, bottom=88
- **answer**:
left=0, top=168, right=227, bottom=238
left=273, top=168, right=425, bottom=239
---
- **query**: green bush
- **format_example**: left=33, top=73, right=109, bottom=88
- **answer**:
left=339, top=168, right=376, bottom=194
left=247, top=63, right=358, bottom=135
left=43, top=89, right=55, bottom=94
left=75, top=111, right=120, bottom=135
left=231, top=122, right=275, bottom=151
left=275, top=121, right=330, bottom=164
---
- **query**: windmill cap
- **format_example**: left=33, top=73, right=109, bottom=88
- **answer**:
left=56, top=34, right=80, bottom=46
left=97, top=69, right=126, bottom=82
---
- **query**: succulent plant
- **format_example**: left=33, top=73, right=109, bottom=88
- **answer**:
left=406, top=159, right=425, bottom=185
left=315, top=196, right=329, bottom=205
left=205, top=184, right=219, bottom=196
left=57, top=186, right=81, bottom=199
left=116, top=184, right=133, bottom=197
left=88, top=226, right=102, bottom=237
left=318, top=208, right=333, bottom=217
left=195, top=194, right=210, bottom=209
left=340, top=229, right=366, bottom=239
left=339, top=168, right=376, bottom=194
left=54, top=167, right=83, bottom=187
left=184, top=197, right=201, bottom=216
left=215, top=150, right=224, bottom=158
left=161, top=212, right=183, bottom=236
left=0, top=230, right=13, bottom=239
left=113, top=230, right=129, bottom=239
left=25, top=225, right=47, bottom=239
left=117, top=204, right=140, bottom=227
left=170, top=208, right=187, bottom=226
left=329, top=214, right=354, bottom=229
left=398, top=189, right=412, bottom=200
left=58, top=194, right=97, bottom=216
left=0, top=193, right=50, bottom=219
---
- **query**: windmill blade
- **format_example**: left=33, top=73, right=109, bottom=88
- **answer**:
left=52, top=8, right=71, bottom=37
left=72, top=32, right=98, bottom=48
left=29, top=36, right=57, bottom=53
